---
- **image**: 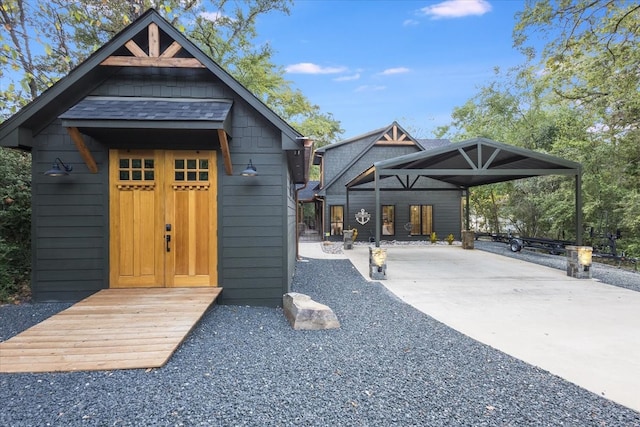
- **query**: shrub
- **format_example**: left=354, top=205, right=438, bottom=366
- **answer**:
left=430, top=231, right=438, bottom=244
left=0, top=148, right=32, bottom=303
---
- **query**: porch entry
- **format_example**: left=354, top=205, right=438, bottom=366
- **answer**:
left=109, top=149, right=217, bottom=288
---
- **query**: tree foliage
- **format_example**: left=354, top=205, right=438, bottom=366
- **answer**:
left=0, top=148, right=31, bottom=302
left=0, top=0, right=343, bottom=146
left=437, top=0, right=639, bottom=256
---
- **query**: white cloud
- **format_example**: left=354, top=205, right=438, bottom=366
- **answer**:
left=334, top=73, right=361, bottom=82
left=421, top=0, right=492, bottom=19
left=380, top=67, right=410, bottom=75
left=285, top=63, right=347, bottom=74
left=403, top=19, right=419, bottom=26
left=355, top=85, right=386, bottom=92
left=200, top=11, right=224, bottom=22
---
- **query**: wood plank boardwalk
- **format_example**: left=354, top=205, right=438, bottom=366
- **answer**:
left=0, top=287, right=222, bottom=373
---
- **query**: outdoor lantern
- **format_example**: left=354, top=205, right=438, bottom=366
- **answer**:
left=371, top=248, right=387, bottom=268
left=369, top=247, right=387, bottom=280
left=44, top=158, right=73, bottom=176
left=577, top=246, right=593, bottom=269
left=241, top=159, right=257, bottom=177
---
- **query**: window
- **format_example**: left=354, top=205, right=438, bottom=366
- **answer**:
left=410, top=205, right=433, bottom=235
left=118, top=157, right=155, bottom=181
left=382, top=205, right=395, bottom=236
left=174, top=157, right=209, bottom=182
left=330, top=205, right=344, bottom=236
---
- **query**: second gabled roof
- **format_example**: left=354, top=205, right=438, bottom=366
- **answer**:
left=316, top=121, right=450, bottom=192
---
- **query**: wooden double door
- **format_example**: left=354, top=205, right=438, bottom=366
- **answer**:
left=109, top=149, right=217, bottom=288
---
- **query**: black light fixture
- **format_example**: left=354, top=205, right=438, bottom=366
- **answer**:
left=44, top=158, right=73, bottom=176
left=241, top=159, right=257, bottom=177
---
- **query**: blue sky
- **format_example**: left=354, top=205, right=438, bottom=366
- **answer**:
left=255, top=0, right=530, bottom=140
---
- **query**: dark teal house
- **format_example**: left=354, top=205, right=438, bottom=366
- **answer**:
left=0, top=10, right=313, bottom=307
left=313, top=122, right=462, bottom=242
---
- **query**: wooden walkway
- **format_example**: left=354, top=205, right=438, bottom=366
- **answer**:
left=0, top=287, right=222, bottom=373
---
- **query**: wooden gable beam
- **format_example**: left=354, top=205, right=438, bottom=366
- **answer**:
left=217, top=129, right=233, bottom=175
left=66, top=127, right=98, bottom=173
left=160, top=41, right=182, bottom=58
left=125, top=40, right=148, bottom=57
left=148, top=23, right=160, bottom=57
left=101, top=23, right=204, bottom=68
left=101, top=57, right=205, bottom=68
left=376, top=125, right=414, bottom=146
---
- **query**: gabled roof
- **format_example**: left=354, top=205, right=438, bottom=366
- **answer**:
left=314, top=125, right=388, bottom=155
left=0, top=8, right=303, bottom=149
left=346, top=137, right=582, bottom=189
left=315, top=122, right=450, bottom=193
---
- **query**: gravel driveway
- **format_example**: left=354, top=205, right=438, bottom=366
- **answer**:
left=1, top=245, right=639, bottom=426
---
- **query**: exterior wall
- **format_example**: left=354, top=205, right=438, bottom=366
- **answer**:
left=31, top=122, right=109, bottom=301
left=29, top=67, right=294, bottom=306
left=326, top=190, right=462, bottom=242
left=285, top=163, right=297, bottom=293
left=321, top=141, right=463, bottom=242
left=218, top=104, right=287, bottom=307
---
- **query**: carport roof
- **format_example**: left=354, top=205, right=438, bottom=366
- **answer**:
left=345, top=137, right=581, bottom=189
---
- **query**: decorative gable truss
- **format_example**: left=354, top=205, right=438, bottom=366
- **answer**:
left=101, top=23, right=204, bottom=68
left=375, top=124, right=416, bottom=146
left=68, top=22, right=237, bottom=175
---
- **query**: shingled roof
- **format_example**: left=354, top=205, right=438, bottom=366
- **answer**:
left=59, top=96, right=232, bottom=122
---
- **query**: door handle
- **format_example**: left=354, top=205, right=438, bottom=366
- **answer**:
left=165, top=234, right=171, bottom=252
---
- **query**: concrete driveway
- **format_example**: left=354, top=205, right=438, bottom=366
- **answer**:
left=300, top=243, right=640, bottom=412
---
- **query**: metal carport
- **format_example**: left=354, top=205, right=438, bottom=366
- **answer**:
left=345, top=137, right=583, bottom=246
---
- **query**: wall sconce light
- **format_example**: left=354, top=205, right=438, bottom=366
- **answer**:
left=241, top=159, right=258, bottom=177
left=44, top=158, right=73, bottom=176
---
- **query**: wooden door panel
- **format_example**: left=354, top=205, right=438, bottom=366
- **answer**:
left=109, top=150, right=164, bottom=288
left=166, top=151, right=217, bottom=287
left=110, top=149, right=217, bottom=288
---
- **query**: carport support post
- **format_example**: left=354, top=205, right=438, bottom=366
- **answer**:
left=345, top=187, right=351, bottom=230
left=375, top=169, right=381, bottom=247
left=465, top=188, right=470, bottom=231
left=576, top=170, right=583, bottom=245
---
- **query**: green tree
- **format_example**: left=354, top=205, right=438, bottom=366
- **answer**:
left=1, top=0, right=343, bottom=144
left=0, top=147, right=31, bottom=302
left=437, top=1, right=639, bottom=255
left=514, top=0, right=640, bottom=254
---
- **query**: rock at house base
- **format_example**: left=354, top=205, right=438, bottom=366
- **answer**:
left=283, top=292, right=340, bottom=330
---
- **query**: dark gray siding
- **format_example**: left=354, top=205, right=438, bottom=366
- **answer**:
left=325, top=190, right=462, bottom=242
left=32, top=121, right=109, bottom=301
left=285, top=162, right=297, bottom=295
left=322, top=135, right=376, bottom=183
left=29, top=66, right=295, bottom=306
left=322, top=143, right=462, bottom=242
left=218, top=101, right=288, bottom=307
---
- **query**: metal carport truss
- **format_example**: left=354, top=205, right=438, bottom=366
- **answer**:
left=345, top=138, right=583, bottom=246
